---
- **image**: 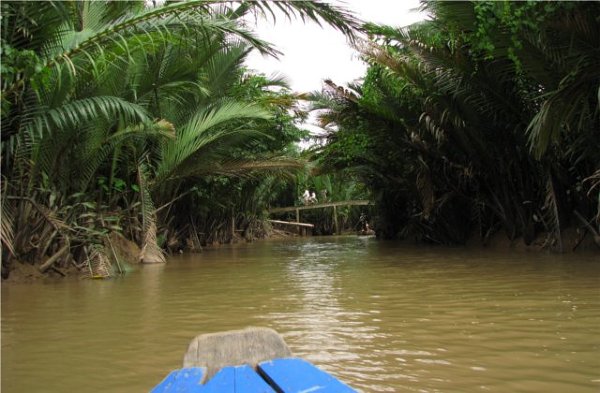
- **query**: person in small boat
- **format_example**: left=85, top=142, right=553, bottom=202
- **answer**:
left=358, top=212, right=375, bottom=235
left=358, top=212, right=368, bottom=232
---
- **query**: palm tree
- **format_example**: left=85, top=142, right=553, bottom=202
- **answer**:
left=1, top=0, right=360, bottom=272
left=309, top=1, right=598, bottom=247
left=419, top=0, right=600, bottom=247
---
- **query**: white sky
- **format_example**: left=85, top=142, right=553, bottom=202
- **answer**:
left=245, top=0, right=426, bottom=93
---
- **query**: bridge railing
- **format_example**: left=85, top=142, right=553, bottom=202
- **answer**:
left=267, top=200, right=374, bottom=235
left=268, top=200, right=373, bottom=214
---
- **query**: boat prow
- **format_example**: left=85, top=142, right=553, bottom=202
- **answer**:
left=151, top=327, right=358, bottom=392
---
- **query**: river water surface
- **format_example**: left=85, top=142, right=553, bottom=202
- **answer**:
left=2, top=237, right=599, bottom=392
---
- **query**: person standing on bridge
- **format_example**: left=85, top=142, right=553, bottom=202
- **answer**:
left=302, top=189, right=310, bottom=205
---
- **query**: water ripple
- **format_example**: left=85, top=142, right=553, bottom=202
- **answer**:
left=2, top=238, right=599, bottom=392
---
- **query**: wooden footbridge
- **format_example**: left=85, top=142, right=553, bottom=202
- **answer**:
left=268, top=200, right=373, bottom=235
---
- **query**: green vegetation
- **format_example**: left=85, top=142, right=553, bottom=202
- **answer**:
left=2, top=1, right=598, bottom=280
left=311, top=1, right=599, bottom=249
left=0, top=0, right=359, bottom=277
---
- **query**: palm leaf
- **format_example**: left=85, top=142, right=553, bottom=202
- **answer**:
left=154, top=101, right=271, bottom=185
left=210, top=157, right=306, bottom=178
left=242, top=1, right=362, bottom=43
left=23, top=96, right=149, bottom=142
left=1, top=194, right=16, bottom=256
left=543, top=174, right=563, bottom=252
left=41, top=0, right=278, bottom=80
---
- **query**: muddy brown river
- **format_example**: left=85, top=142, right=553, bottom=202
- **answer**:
left=2, top=237, right=599, bottom=392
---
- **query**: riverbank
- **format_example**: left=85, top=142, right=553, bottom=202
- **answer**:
left=3, top=225, right=598, bottom=284
left=465, top=226, right=600, bottom=253
left=1, top=226, right=291, bottom=283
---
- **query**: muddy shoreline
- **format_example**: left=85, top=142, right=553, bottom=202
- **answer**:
left=3, top=227, right=598, bottom=284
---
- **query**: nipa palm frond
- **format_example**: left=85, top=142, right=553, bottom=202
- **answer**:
left=42, top=0, right=278, bottom=81
left=1, top=196, right=17, bottom=256
left=154, top=101, right=271, bottom=185
left=23, top=96, right=149, bottom=142
left=84, top=245, right=113, bottom=279
left=211, top=157, right=306, bottom=178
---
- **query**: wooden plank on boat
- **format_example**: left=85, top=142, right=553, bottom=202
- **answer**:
left=183, top=327, right=292, bottom=380
left=201, top=365, right=276, bottom=393
left=150, top=367, right=205, bottom=393
left=258, top=358, right=357, bottom=393
left=267, top=220, right=314, bottom=228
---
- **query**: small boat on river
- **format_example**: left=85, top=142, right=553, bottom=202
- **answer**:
left=151, top=327, right=357, bottom=392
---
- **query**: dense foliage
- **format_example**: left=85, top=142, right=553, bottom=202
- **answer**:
left=0, top=0, right=360, bottom=277
left=2, top=1, right=597, bottom=281
left=312, top=1, right=599, bottom=249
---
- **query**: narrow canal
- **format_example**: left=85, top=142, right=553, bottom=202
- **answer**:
left=2, top=237, right=599, bottom=392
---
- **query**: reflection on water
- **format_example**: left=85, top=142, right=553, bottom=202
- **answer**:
left=265, top=242, right=381, bottom=371
left=2, top=237, right=599, bottom=392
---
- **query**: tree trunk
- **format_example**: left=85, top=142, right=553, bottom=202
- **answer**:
left=38, top=244, right=69, bottom=273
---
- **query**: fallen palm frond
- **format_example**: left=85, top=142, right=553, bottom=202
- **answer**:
left=139, top=220, right=166, bottom=264
left=137, top=162, right=165, bottom=264
left=83, top=245, right=112, bottom=279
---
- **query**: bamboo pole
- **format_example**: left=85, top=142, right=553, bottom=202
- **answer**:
left=267, top=220, right=314, bottom=228
left=333, top=205, right=339, bottom=235
left=106, top=235, right=123, bottom=275
left=269, top=200, right=372, bottom=213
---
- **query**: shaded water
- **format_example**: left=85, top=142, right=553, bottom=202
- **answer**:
left=2, top=237, right=599, bottom=392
